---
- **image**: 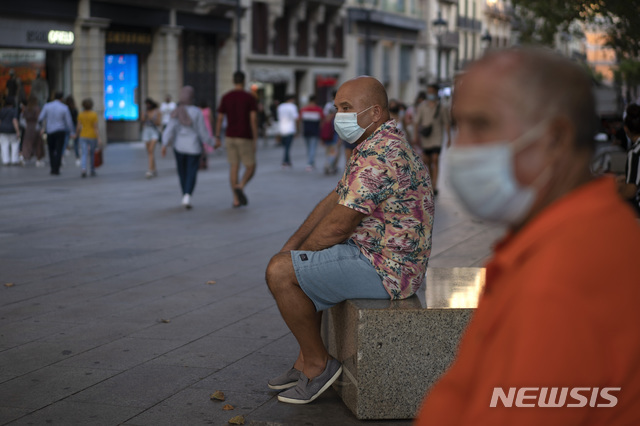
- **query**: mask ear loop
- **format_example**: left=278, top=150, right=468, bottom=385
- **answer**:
left=511, top=118, right=554, bottom=191
left=357, top=105, right=376, bottom=134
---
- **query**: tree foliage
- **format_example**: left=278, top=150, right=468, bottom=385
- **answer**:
left=512, top=0, right=640, bottom=58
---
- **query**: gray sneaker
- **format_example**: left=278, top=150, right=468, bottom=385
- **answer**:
left=268, top=367, right=301, bottom=390
left=277, top=359, right=342, bottom=404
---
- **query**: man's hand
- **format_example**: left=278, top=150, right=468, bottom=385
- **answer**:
left=214, top=137, right=222, bottom=150
left=161, top=146, right=167, bottom=157
left=616, top=175, right=637, bottom=200
left=299, top=204, right=365, bottom=252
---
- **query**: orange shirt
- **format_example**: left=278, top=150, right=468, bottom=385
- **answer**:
left=416, top=177, right=640, bottom=426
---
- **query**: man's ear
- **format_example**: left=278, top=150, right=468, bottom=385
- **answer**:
left=548, top=115, right=575, bottom=160
left=373, top=105, right=384, bottom=122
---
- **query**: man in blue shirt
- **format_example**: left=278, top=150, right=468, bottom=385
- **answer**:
left=39, top=91, right=74, bottom=175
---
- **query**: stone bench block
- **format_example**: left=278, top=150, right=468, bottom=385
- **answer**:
left=322, top=267, right=485, bottom=420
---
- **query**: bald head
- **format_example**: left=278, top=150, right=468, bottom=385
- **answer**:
left=463, top=48, right=597, bottom=152
left=338, top=76, right=389, bottom=113
left=333, top=76, right=391, bottom=144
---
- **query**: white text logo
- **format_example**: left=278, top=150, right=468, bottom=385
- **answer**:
left=490, top=387, right=620, bottom=408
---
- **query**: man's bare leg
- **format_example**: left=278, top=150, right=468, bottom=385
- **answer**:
left=238, top=164, right=255, bottom=190
left=266, top=253, right=329, bottom=379
left=229, top=163, right=240, bottom=206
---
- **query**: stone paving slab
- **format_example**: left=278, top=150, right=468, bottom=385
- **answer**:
left=0, top=139, right=503, bottom=425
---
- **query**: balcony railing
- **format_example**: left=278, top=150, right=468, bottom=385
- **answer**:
left=457, top=16, right=482, bottom=32
left=439, top=31, right=459, bottom=50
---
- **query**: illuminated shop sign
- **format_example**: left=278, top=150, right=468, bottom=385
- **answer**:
left=48, top=30, right=74, bottom=45
left=26, top=30, right=75, bottom=46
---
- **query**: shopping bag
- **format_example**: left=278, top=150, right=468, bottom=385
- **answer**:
left=94, top=149, right=103, bottom=168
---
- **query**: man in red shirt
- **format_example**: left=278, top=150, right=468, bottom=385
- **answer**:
left=215, top=71, right=258, bottom=207
left=416, top=48, right=640, bottom=425
left=299, top=95, right=324, bottom=171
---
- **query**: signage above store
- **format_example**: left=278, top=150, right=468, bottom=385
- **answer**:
left=48, top=30, right=75, bottom=45
left=26, top=30, right=75, bottom=46
left=0, top=17, right=75, bottom=50
left=105, top=30, right=152, bottom=54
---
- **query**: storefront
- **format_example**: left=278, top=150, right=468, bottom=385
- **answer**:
left=0, top=16, right=76, bottom=104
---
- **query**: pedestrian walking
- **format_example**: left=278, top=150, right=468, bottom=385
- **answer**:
left=160, top=95, right=176, bottom=131
left=414, top=84, right=451, bottom=196
left=277, top=94, right=299, bottom=168
left=64, top=95, right=79, bottom=166
left=141, top=98, right=161, bottom=178
left=76, top=98, right=102, bottom=178
left=299, top=95, right=324, bottom=171
left=38, top=91, right=74, bottom=175
left=215, top=71, right=258, bottom=208
left=199, top=100, right=215, bottom=169
left=20, top=96, right=45, bottom=166
left=161, top=86, right=214, bottom=209
left=0, top=97, right=21, bottom=166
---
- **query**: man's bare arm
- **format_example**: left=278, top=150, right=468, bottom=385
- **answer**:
left=214, top=113, right=224, bottom=148
left=250, top=110, right=258, bottom=142
left=281, top=191, right=340, bottom=252
left=299, top=204, right=365, bottom=251
left=215, top=113, right=224, bottom=138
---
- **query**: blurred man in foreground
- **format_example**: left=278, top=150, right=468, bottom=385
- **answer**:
left=416, top=48, right=640, bottom=425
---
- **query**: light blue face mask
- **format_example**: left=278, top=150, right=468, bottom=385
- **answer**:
left=334, top=106, right=374, bottom=143
left=446, top=120, right=551, bottom=225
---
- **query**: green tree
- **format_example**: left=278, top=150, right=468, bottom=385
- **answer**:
left=617, top=58, right=640, bottom=101
left=512, top=0, right=640, bottom=58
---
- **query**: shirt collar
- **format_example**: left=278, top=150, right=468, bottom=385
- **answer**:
left=490, top=177, right=618, bottom=271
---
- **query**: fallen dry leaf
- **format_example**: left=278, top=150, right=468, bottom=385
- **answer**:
left=210, top=390, right=225, bottom=401
left=228, top=415, right=245, bottom=425
left=206, top=280, right=216, bottom=285
left=222, top=404, right=234, bottom=411
left=4, top=283, right=15, bottom=288
left=160, top=319, right=171, bottom=323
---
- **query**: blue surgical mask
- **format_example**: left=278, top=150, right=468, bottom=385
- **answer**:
left=427, top=94, right=438, bottom=101
left=446, top=121, right=551, bottom=225
left=334, top=106, right=374, bottom=143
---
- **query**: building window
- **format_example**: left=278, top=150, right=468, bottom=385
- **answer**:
left=252, top=2, right=269, bottom=54
left=273, top=7, right=290, bottom=56
left=333, top=25, right=344, bottom=58
left=358, top=40, right=375, bottom=75
left=382, top=0, right=406, bottom=13
left=382, top=43, right=392, bottom=84
left=399, top=45, right=412, bottom=82
left=296, top=21, right=308, bottom=56
left=316, top=23, right=328, bottom=58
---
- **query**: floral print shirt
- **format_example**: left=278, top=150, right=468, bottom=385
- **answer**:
left=336, top=119, right=434, bottom=299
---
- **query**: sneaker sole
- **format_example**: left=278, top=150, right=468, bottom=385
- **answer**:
left=277, top=365, right=343, bottom=404
left=268, top=381, right=298, bottom=391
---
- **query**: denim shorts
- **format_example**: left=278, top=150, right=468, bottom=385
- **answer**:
left=141, top=126, right=160, bottom=142
left=291, top=240, right=390, bottom=311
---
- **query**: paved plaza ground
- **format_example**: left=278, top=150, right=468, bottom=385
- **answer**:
left=0, top=138, right=503, bottom=425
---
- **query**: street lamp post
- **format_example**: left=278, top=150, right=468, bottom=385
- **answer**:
left=481, top=30, right=493, bottom=51
left=432, top=11, right=448, bottom=83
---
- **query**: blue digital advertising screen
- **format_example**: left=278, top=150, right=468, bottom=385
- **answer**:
left=104, top=54, right=139, bottom=121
